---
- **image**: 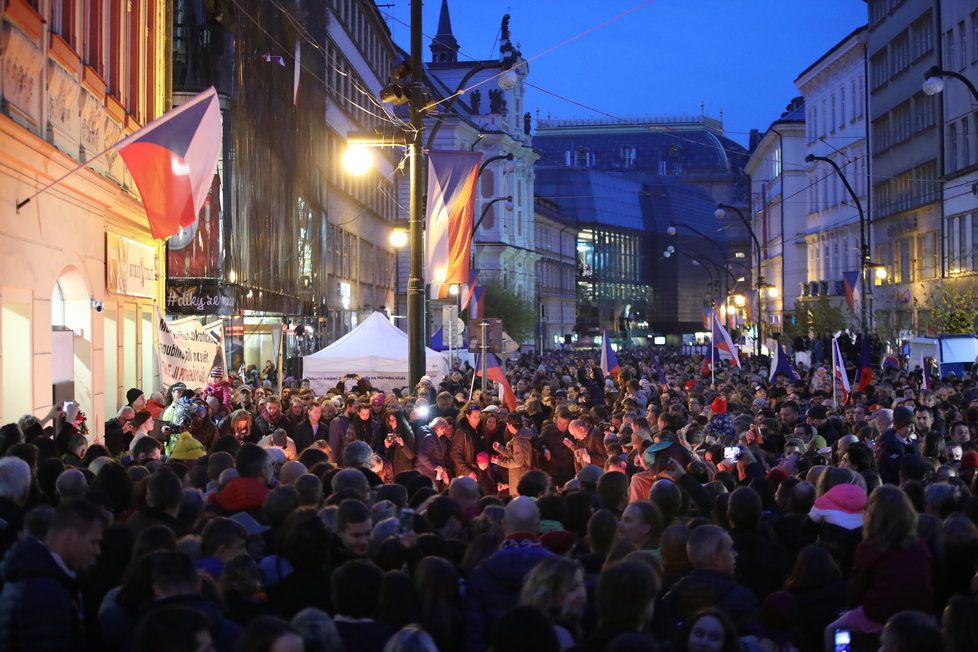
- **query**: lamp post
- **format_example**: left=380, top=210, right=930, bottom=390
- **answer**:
left=923, top=65, right=978, bottom=102
left=715, top=204, right=763, bottom=355
left=667, top=224, right=730, bottom=296
left=804, top=154, right=869, bottom=334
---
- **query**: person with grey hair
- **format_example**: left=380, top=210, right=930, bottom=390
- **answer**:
left=343, top=440, right=373, bottom=469
left=465, top=496, right=555, bottom=652
left=416, top=417, right=452, bottom=488
left=54, top=469, right=87, bottom=500
left=924, top=482, right=958, bottom=519
left=292, top=607, right=345, bottom=652
left=331, top=468, right=369, bottom=500
left=104, top=405, right=136, bottom=457
left=0, top=456, right=31, bottom=556
left=295, top=473, right=325, bottom=507
left=448, top=476, right=480, bottom=512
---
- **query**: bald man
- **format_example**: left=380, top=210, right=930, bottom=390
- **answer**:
left=464, top=496, right=555, bottom=652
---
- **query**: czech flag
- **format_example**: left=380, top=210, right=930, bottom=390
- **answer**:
left=424, top=151, right=481, bottom=286
left=475, top=353, right=517, bottom=410
left=920, top=354, right=929, bottom=390
left=842, top=271, right=860, bottom=312
left=431, top=327, right=445, bottom=351
left=460, top=269, right=480, bottom=311
left=116, top=87, right=222, bottom=240
left=468, top=287, right=486, bottom=319
left=832, top=336, right=851, bottom=403
left=855, top=334, right=873, bottom=392
left=711, top=311, right=741, bottom=368
left=769, top=343, right=800, bottom=381
left=600, top=329, right=621, bottom=378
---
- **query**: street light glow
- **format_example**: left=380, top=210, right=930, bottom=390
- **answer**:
left=875, top=267, right=888, bottom=280
left=767, top=286, right=779, bottom=298
left=342, top=146, right=373, bottom=175
left=389, top=228, right=408, bottom=248
left=448, top=283, right=460, bottom=296
left=733, top=294, right=746, bottom=307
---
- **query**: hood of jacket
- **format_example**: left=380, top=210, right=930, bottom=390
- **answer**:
left=214, top=477, right=269, bottom=513
left=813, top=483, right=867, bottom=514
left=477, top=540, right=554, bottom=592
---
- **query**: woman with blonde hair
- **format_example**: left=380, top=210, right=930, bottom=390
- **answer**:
left=519, top=557, right=587, bottom=649
left=824, top=485, right=933, bottom=645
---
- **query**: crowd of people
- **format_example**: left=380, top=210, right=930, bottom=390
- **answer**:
left=1, top=345, right=977, bottom=652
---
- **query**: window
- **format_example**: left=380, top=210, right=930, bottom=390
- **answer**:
left=973, top=11, right=978, bottom=63
left=945, top=213, right=974, bottom=275
left=126, top=0, right=142, bottom=120
left=108, top=0, right=122, bottom=99
left=772, top=145, right=782, bottom=178
left=51, top=0, right=76, bottom=49
left=964, top=117, right=971, bottom=168
left=946, top=29, right=956, bottom=71
left=918, top=232, right=938, bottom=279
left=911, top=11, right=934, bottom=60
left=84, top=1, right=103, bottom=71
left=872, top=114, right=890, bottom=154
left=893, top=101, right=911, bottom=144
left=839, top=85, right=846, bottom=128
left=913, top=92, right=937, bottom=131
left=821, top=98, right=828, bottom=136
left=949, top=122, right=958, bottom=172
left=574, top=147, right=590, bottom=168
left=811, top=105, right=818, bottom=140
left=959, top=21, right=968, bottom=70
left=891, top=31, right=909, bottom=76
left=870, top=50, right=888, bottom=90
left=830, top=93, right=837, bottom=133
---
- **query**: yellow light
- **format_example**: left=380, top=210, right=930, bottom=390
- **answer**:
left=449, top=284, right=460, bottom=296
left=342, top=146, right=373, bottom=175
left=719, top=304, right=727, bottom=318
left=767, top=286, right=779, bottom=299
left=389, top=228, right=408, bottom=248
left=733, top=294, right=746, bottom=307
left=433, top=266, right=447, bottom=283
left=874, top=267, right=888, bottom=280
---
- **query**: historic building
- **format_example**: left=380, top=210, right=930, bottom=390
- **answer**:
left=867, top=0, right=942, bottom=337
left=533, top=114, right=750, bottom=337
left=744, top=98, right=808, bottom=335
left=795, top=27, right=869, bottom=319
left=0, top=0, right=168, bottom=436
left=170, top=0, right=400, bottom=376
left=533, top=197, right=577, bottom=350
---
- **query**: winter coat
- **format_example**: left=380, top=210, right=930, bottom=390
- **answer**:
left=661, top=569, right=759, bottom=632
left=877, top=430, right=919, bottom=485
left=464, top=535, right=556, bottom=652
left=539, top=424, right=576, bottom=486
left=212, top=477, right=270, bottom=514
left=0, top=537, right=84, bottom=652
left=291, top=419, right=327, bottom=452
left=136, top=593, right=241, bottom=652
left=450, top=420, right=480, bottom=477
left=848, top=538, right=933, bottom=625
left=416, top=428, right=450, bottom=483
left=374, top=414, right=416, bottom=476
left=495, top=428, right=535, bottom=496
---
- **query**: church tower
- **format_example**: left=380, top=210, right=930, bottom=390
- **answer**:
left=430, top=0, right=460, bottom=63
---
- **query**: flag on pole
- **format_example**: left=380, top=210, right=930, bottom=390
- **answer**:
left=769, top=344, right=801, bottom=381
left=842, top=271, right=860, bottom=312
left=468, top=287, right=485, bottom=319
left=600, top=329, right=621, bottom=378
left=424, top=151, right=481, bottom=286
left=431, top=327, right=445, bottom=351
left=293, top=41, right=301, bottom=105
left=115, top=87, right=222, bottom=240
left=702, top=306, right=711, bottom=330
left=475, top=353, right=517, bottom=410
left=711, top=310, right=741, bottom=368
left=920, top=353, right=929, bottom=390
left=832, top=336, right=851, bottom=403
left=855, top=334, right=873, bottom=392
left=460, top=269, right=480, bottom=310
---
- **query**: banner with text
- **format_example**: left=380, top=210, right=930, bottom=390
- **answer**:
left=155, top=306, right=220, bottom=388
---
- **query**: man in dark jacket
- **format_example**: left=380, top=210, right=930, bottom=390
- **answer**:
left=878, top=406, right=920, bottom=485
left=727, top=487, right=789, bottom=598
left=538, top=408, right=576, bottom=486
left=0, top=457, right=30, bottom=559
left=464, top=497, right=556, bottom=652
left=416, top=418, right=452, bottom=487
left=661, top=524, right=759, bottom=634
left=450, top=403, right=482, bottom=479
left=0, top=499, right=108, bottom=652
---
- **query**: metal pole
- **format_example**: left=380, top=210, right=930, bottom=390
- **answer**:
left=480, top=320, right=488, bottom=398
left=407, top=0, right=426, bottom=388
left=718, top=204, right=763, bottom=357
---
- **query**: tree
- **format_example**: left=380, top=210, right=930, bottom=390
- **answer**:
left=478, top=280, right=537, bottom=343
left=786, top=295, right=848, bottom=339
left=924, top=284, right=978, bottom=334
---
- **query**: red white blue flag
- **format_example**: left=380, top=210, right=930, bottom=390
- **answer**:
left=600, top=329, right=621, bottom=378
left=711, top=310, right=741, bottom=368
left=468, top=287, right=486, bottom=319
left=460, top=269, right=480, bottom=311
left=842, top=271, right=860, bottom=312
left=115, top=87, right=222, bottom=240
left=475, top=352, right=517, bottom=410
left=425, top=151, right=481, bottom=286
left=832, top=336, right=851, bottom=403
left=769, top=343, right=800, bottom=381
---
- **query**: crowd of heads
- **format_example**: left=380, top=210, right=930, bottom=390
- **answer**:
left=1, top=344, right=978, bottom=651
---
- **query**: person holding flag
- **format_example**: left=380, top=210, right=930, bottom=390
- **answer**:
left=600, top=329, right=621, bottom=379
left=709, top=310, right=740, bottom=385
left=474, top=353, right=517, bottom=411
left=769, top=342, right=801, bottom=383
left=832, top=335, right=851, bottom=406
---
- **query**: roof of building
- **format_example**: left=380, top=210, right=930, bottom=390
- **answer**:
left=639, top=175, right=730, bottom=238
left=535, top=167, right=646, bottom=231
left=533, top=116, right=748, bottom=175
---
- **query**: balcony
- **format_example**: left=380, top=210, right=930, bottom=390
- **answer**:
left=799, top=280, right=845, bottom=297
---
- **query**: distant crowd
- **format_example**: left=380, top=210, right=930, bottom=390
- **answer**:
left=1, top=345, right=977, bottom=652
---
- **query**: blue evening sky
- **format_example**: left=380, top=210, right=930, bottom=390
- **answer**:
left=382, top=0, right=868, bottom=146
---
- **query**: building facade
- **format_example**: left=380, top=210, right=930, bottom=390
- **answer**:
left=170, top=0, right=400, bottom=376
left=533, top=114, right=750, bottom=337
left=0, top=0, right=168, bottom=436
left=938, top=1, right=978, bottom=294
left=744, top=98, right=808, bottom=335
left=867, top=0, right=942, bottom=337
left=533, top=197, right=577, bottom=350
left=795, top=27, right=869, bottom=319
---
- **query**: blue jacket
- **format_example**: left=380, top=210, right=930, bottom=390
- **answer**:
left=877, top=429, right=919, bottom=485
left=464, top=537, right=556, bottom=652
left=416, top=427, right=449, bottom=482
left=0, top=537, right=84, bottom=652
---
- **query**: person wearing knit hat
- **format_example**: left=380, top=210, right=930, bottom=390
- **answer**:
left=168, top=431, right=206, bottom=461
left=126, top=387, right=146, bottom=411
left=710, top=396, right=728, bottom=415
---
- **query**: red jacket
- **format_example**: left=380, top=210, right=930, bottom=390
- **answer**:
left=213, top=477, right=269, bottom=513
left=848, top=538, right=933, bottom=624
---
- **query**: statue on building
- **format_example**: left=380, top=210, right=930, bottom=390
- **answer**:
left=523, top=112, right=531, bottom=135
left=489, top=89, right=507, bottom=114
left=501, top=14, right=511, bottom=42
left=470, top=89, right=481, bottom=114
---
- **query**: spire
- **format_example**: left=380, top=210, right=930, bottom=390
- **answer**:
left=430, top=0, right=459, bottom=63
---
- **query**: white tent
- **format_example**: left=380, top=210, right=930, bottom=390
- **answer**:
left=302, top=312, right=447, bottom=394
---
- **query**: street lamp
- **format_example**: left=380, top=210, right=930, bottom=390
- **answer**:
left=342, top=147, right=373, bottom=176
left=804, top=153, right=869, bottom=334
left=716, top=203, right=764, bottom=355
left=922, top=65, right=978, bottom=102
left=389, top=227, right=409, bottom=249
left=667, top=223, right=730, bottom=296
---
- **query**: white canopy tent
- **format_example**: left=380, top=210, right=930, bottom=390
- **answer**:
left=302, top=312, right=447, bottom=394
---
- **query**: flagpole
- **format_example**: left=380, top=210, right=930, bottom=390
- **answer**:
left=831, top=337, right=838, bottom=409
left=710, top=311, right=715, bottom=388
left=16, top=140, right=121, bottom=211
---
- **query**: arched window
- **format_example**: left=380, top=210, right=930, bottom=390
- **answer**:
left=51, top=281, right=66, bottom=329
